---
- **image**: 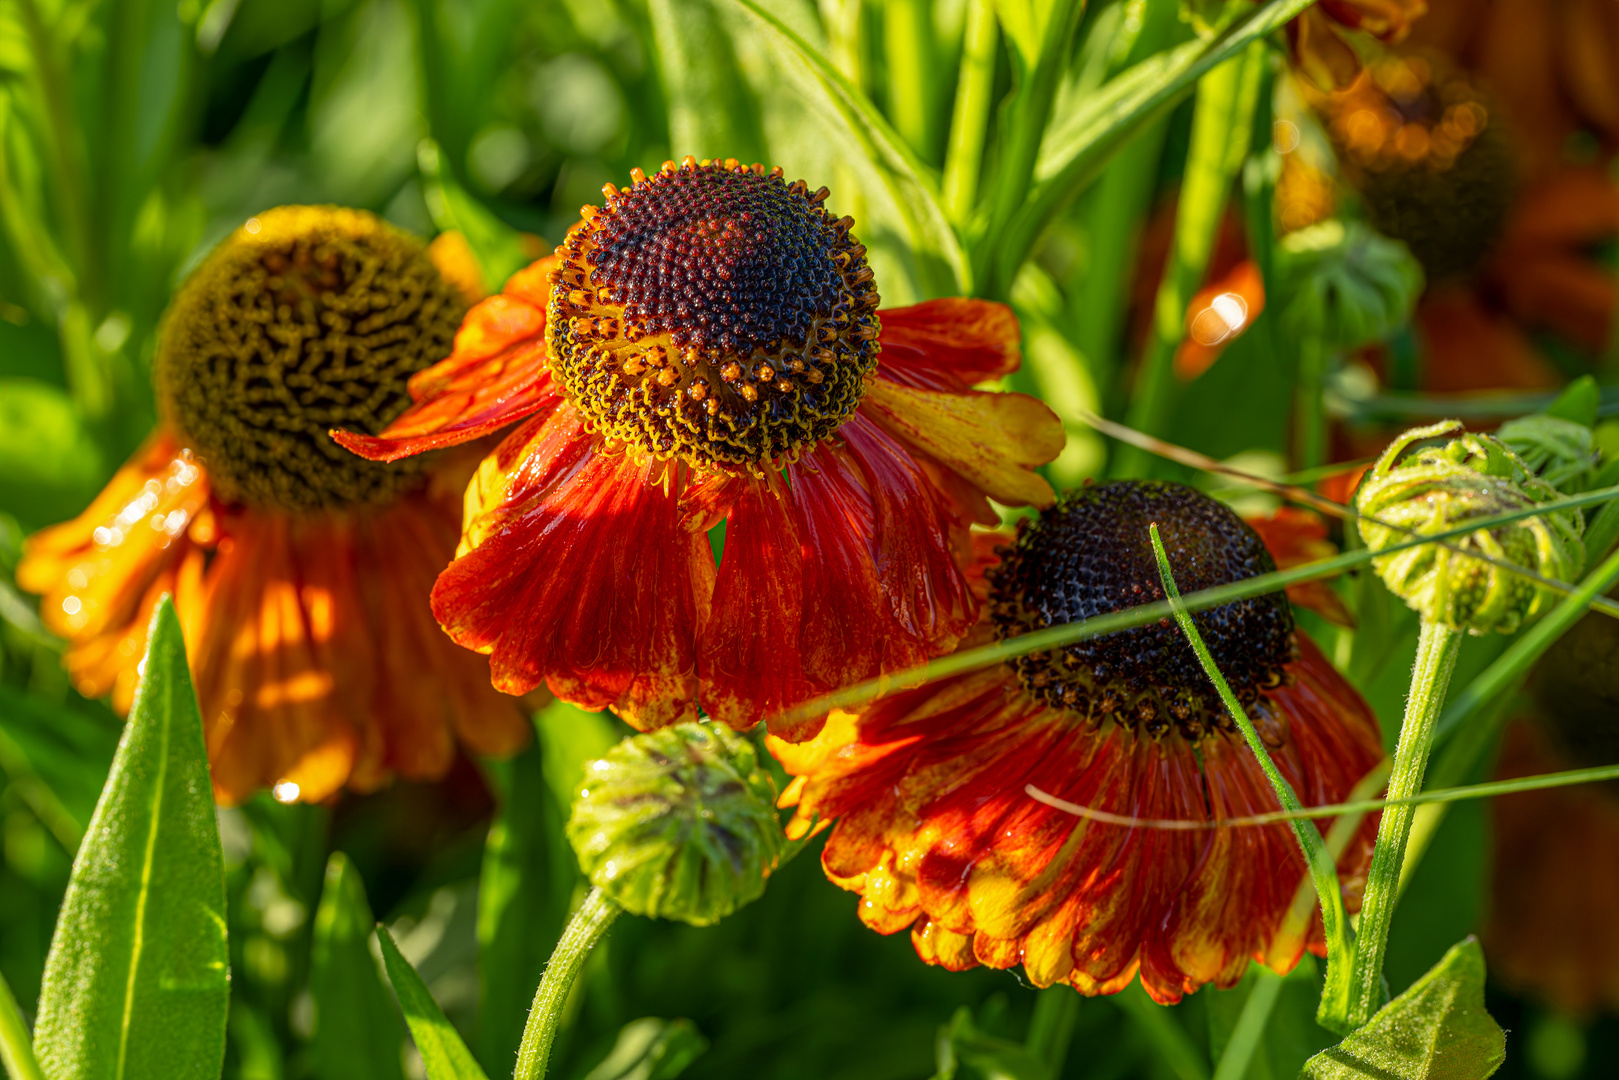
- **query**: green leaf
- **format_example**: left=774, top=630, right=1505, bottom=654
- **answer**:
left=1544, top=374, right=1600, bottom=428
left=0, top=966, right=44, bottom=1080
left=993, top=0, right=1315, bottom=295
left=418, top=139, right=531, bottom=293
left=1302, top=937, right=1506, bottom=1080
left=307, top=852, right=408, bottom=1080
left=647, top=0, right=766, bottom=162
left=724, top=0, right=969, bottom=297
left=475, top=724, right=576, bottom=1072
left=32, top=597, right=229, bottom=1080
left=376, top=927, right=489, bottom=1080
left=581, top=1018, right=707, bottom=1080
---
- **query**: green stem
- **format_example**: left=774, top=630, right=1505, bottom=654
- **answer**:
left=0, top=967, right=43, bottom=1080
left=513, top=888, right=622, bottom=1080
left=1345, top=619, right=1462, bottom=1027
left=1296, top=334, right=1328, bottom=471
left=883, top=0, right=935, bottom=160
left=1150, top=524, right=1356, bottom=1032
left=941, top=0, right=998, bottom=224
left=1024, top=987, right=1080, bottom=1075
left=1211, top=968, right=1283, bottom=1080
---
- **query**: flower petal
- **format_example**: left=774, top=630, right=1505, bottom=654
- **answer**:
left=859, top=378, right=1061, bottom=509
left=877, top=299, right=1022, bottom=388
left=434, top=419, right=711, bottom=728
left=334, top=260, right=561, bottom=462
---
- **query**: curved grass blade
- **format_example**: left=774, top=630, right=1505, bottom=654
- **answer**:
left=32, top=596, right=228, bottom=1080
left=0, top=968, right=43, bottom=1080
left=308, top=853, right=408, bottom=1080
left=377, top=927, right=490, bottom=1080
left=725, top=0, right=969, bottom=296
left=993, top=0, right=1316, bottom=295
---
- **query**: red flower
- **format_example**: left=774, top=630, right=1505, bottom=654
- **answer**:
left=339, top=158, right=1065, bottom=740
left=776, top=480, right=1384, bottom=1002
left=18, top=208, right=530, bottom=803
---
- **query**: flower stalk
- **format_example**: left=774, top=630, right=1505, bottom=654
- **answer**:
left=514, top=887, right=623, bottom=1080
left=1344, top=619, right=1462, bottom=1026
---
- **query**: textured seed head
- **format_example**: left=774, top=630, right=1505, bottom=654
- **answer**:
left=545, top=159, right=880, bottom=474
left=986, top=480, right=1297, bottom=739
left=157, top=205, right=465, bottom=511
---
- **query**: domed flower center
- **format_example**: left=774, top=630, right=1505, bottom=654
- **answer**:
left=986, top=480, right=1297, bottom=739
left=546, top=158, right=881, bottom=473
left=1320, top=55, right=1514, bottom=282
left=157, top=206, right=466, bottom=512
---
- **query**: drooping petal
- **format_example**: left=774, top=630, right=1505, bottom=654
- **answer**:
left=1245, top=506, right=1356, bottom=628
left=876, top=299, right=1023, bottom=389
left=433, top=415, right=712, bottom=729
left=334, top=259, right=561, bottom=462
left=858, top=377, right=1062, bottom=509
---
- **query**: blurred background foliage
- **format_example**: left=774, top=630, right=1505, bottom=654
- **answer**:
left=2, top=0, right=1618, bottom=1077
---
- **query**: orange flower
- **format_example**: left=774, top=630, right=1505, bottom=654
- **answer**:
left=1484, top=609, right=1619, bottom=1014
left=1287, top=0, right=1427, bottom=91
left=339, top=158, right=1065, bottom=741
left=1244, top=506, right=1356, bottom=627
left=17, top=207, right=529, bottom=804
left=777, top=480, right=1384, bottom=1002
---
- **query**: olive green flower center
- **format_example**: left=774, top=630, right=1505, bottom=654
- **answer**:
left=987, top=480, right=1296, bottom=739
left=546, top=158, right=881, bottom=474
left=157, top=205, right=465, bottom=512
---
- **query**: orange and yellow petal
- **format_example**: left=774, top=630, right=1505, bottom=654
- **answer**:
left=1245, top=507, right=1357, bottom=627
left=876, top=299, right=1024, bottom=388
left=432, top=411, right=712, bottom=729
left=792, top=631, right=1382, bottom=1001
left=858, top=378, right=1063, bottom=510
left=335, top=260, right=560, bottom=463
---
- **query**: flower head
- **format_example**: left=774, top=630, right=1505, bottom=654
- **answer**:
left=1355, top=420, right=1584, bottom=634
left=18, top=206, right=530, bottom=803
left=337, top=158, right=1066, bottom=739
left=568, top=722, right=782, bottom=926
left=779, top=480, right=1385, bottom=1003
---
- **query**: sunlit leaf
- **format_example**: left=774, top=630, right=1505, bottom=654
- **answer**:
left=724, top=0, right=969, bottom=297
left=32, top=597, right=229, bottom=1080
left=581, top=1018, right=707, bottom=1080
left=1302, top=937, right=1506, bottom=1080
left=307, top=852, right=408, bottom=1080
left=647, top=0, right=766, bottom=162
left=0, top=967, right=44, bottom=1080
left=377, top=926, right=490, bottom=1080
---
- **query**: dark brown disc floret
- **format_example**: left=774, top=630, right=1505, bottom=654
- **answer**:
left=986, top=480, right=1298, bottom=739
left=546, top=157, right=881, bottom=474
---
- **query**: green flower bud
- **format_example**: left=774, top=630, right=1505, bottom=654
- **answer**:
left=566, top=722, right=782, bottom=927
left=1356, top=420, right=1585, bottom=635
left=1276, top=220, right=1425, bottom=351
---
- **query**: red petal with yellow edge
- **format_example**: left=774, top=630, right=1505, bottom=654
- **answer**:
left=433, top=421, right=711, bottom=729
left=841, top=415, right=978, bottom=660
left=858, top=377, right=1061, bottom=509
left=792, top=629, right=1382, bottom=1002
left=334, top=260, right=562, bottom=463
left=876, top=299, right=1022, bottom=389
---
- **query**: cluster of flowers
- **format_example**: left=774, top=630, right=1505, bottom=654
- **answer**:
left=18, top=157, right=1393, bottom=1006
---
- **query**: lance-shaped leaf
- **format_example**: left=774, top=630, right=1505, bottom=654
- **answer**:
left=307, top=852, right=408, bottom=1080
left=1302, top=937, right=1506, bottom=1079
left=32, top=597, right=228, bottom=1080
left=377, top=927, right=490, bottom=1080
left=0, top=967, right=44, bottom=1080
left=582, top=1018, right=707, bottom=1080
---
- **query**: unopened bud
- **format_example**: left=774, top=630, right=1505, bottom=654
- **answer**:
left=567, top=722, right=782, bottom=927
left=1276, top=220, right=1424, bottom=350
left=1356, top=420, right=1585, bottom=635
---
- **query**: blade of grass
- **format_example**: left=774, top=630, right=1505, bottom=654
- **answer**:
left=940, top=0, right=998, bottom=223
left=377, top=927, right=490, bottom=1080
left=1211, top=968, right=1283, bottom=1080
left=1116, top=983, right=1210, bottom=1080
left=1149, top=524, right=1356, bottom=1029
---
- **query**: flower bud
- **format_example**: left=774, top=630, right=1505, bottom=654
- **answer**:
left=1356, top=421, right=1585, bottom=635
left=567, top=722, right=782, bottom=927
left=1276, top=220, right=1424, bottom=350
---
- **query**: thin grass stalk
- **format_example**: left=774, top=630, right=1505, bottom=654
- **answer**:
left=941, top=0, right=998, bottom=224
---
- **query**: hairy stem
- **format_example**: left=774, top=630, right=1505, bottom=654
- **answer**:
left=1346, top=619, right=1462, bottom=1027
left=514, top=888, right=622, bottom=1080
